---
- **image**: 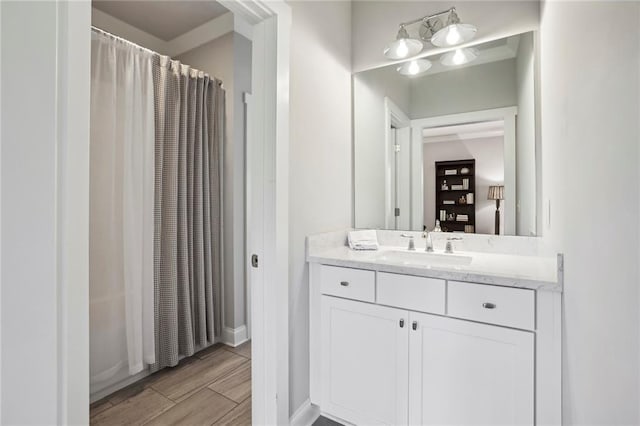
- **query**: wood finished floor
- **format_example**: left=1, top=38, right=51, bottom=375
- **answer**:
left=90, top=342, right=251, bottom=426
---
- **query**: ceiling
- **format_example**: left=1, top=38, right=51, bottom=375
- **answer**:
left=92, top=1, right=230, bottom=40
left=423, top=120, right=505, bottom=144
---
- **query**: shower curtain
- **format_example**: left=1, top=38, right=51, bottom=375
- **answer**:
left=90, top=30, right=156, bottom=390
left=151, top=56, right=224, bottom=371
left=90, top=28, right=224, bottom=393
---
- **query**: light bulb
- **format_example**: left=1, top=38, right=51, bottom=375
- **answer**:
left=396, top=40, right=409, bottom=58
left=452, top=49, right=465, bottom=65
left=408, top=60, right=420, bottom=75
left=446, top=26, right=462, bottom=45
left=385, top=25, right=424, bottom=59
left=440, top=47, right=479, bottom=67
left=397, top=58, right=432, bottom=76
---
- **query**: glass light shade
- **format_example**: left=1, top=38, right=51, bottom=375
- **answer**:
left=431, top=23, right=477, bottom=47
left=397, top=59, right=432, bottom=76
left=440, top=47, right=479, bottom=66
left=384, top=26, right=423, bottom=59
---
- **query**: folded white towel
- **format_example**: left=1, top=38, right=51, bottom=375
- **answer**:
left=348, top=230, right=379, bottom=251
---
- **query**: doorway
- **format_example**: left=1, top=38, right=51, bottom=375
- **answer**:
left=409, top=107, right=517, bottom=234
left=422, top=120, right=506, bottom=235
left=50, top=0, right=291, bottom=424
left=88, top=6, right=252, bottom=422
left=384, top=97, right=411, bottom=230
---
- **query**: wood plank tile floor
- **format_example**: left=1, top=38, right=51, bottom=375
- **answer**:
left=90, top=342, right=251, bottom=426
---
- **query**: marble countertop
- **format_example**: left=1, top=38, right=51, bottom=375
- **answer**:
left=307, top=245, right=562, bottom=292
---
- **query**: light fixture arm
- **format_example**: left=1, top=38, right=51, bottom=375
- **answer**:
left=384, top=5, right=475, bottom=60
left=398, top=7, right=455, bottom=28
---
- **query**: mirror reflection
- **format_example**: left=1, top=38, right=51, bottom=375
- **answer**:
left=354, top=31, right=538, bottom=236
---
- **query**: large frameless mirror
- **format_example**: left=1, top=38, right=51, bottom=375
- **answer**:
left=354, top=31, right=540, bottom=236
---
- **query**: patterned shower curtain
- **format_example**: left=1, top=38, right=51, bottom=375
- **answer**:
left=151, top=55, right=224, bottom=371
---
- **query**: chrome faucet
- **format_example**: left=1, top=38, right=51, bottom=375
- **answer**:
left=401, top=234, right=416, bottom=251
left=424, top=232, right=433, bottom=252
left=445, top=237, right=462, bottom=254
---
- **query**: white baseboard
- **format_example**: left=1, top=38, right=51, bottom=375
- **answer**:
left=221, top=325, right=249, bottom=347
left=290, top=399, right=320, bottom=426
left=90, top=368, right=152, bottom=404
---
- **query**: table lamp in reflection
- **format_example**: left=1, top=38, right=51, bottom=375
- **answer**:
left=488, top=185, right=504, bottom=235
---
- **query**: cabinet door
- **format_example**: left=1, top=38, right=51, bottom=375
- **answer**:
left=408, top=312, right=534, bottom=425
left=321, top=296, right=409, bottom=425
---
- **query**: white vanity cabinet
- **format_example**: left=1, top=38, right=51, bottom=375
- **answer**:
left=408, top=312, right=534, bottom=425
left=309, top=264, right=553, bottom=426
left=321, top=296, right=409, bottom=425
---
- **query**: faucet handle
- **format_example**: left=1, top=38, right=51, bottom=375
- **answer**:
left=400, top=234, right=416, bottom=251
left=445, top=236, right=461, bottom=253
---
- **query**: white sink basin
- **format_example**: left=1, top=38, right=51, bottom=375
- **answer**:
left=378, top=250, right=473, bottom=267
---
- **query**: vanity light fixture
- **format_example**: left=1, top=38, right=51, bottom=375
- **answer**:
left=384, top=7, right=477, bottom=60
left=397, top=58, right=432, bottom=76
left=440, top=47, right=479, bottom=66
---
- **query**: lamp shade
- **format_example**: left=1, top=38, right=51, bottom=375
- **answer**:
left=440, top=47, right=479, bottom=66
left=430, top=10, right=477, bottom=47
left=488, top=185, right=504, bottom=200
left=384, top=26, right=423, bottom=59
left=397, top=59, right=432, bottom=76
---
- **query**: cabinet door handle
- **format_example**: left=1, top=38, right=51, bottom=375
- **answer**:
left=412, top=321, right=418, bottom=331
left=399, top=319, right=405, bottom=328
left=482, top=302, right=496, bottom=309
left=340, top=281, right=349, bottom=287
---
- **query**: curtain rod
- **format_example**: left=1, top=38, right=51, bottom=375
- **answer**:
left=91, top=25, right=223, bottom=87
left=91, top=25, right=157, bottom=55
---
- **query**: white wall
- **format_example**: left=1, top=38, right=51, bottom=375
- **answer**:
left=353, top=66, right=410, bottom=228
left=410, top=59, right=517, bottom=119
left=351, top=1, right=540, bottom=72
left=1, top=3, right=58, bottom=422
left=540, top=1, right=640, bottom=423
left=423, top=137, right=504, bottom=235
left=288, top=0, right=352, bottom=416
left=1, top=1, right=91, bottom=423
left=176, top=32, right=252, bottom=331
left=515, top=32, right=536, bottom=236
left=231, top=35, right=251, bottom=330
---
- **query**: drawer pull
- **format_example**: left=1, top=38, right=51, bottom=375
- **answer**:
left=340, top=281, right=349, bottom=287
left=482, top=302, right=497, bottom=309
left=412, top=321, right=418, bottom=331
left=399, top=319, right=405, bottom=328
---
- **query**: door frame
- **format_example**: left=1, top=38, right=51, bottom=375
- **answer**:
left=410, top=107, right=517, bottom=234
left=383, top=97, right=410, bottom=229
left=221, top=2, right=291, bottom=420
left=243, top=91, right=252, bottom=341
left=55, top=0, right=291, bottom=424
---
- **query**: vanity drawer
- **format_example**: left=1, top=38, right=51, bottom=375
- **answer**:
left=319, top=265, right=375, bottom=303
left=377, top=272, right=445, bottom=314
left=447, top=281, right=535, bottom=330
